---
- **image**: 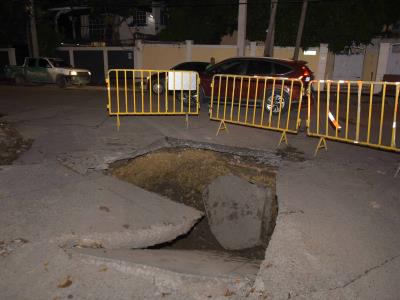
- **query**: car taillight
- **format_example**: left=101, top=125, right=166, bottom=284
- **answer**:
left=300, top=66, right=311, bottom=82
left=301, top=66, right=310, bottom=76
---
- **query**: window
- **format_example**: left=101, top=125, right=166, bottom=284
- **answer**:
left=27, top=58, right=36, bottom=67
left=274, top=63, right=292, bottom=75
left=38, top=59, right=51, bottom=68
left=49, top=59, right=70, bottom=68
left=129, top=11, right=147, bottom=27
left=174, top=62, right=208, bottom=72
left=247, top=60, right=273, bottom=76
left=213, top=60, right=247, bottom=75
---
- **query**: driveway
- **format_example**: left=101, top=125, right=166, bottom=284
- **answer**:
left=0, top=85, right=399, bottom=299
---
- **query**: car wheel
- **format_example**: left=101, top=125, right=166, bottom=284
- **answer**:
left=177, top=92, right=198, bottom=109
left=152, top=80, right=165, bottom=95
left=265, top=90, right=289, bottom=115
left=56, top=75, right=67, bottom=88
left=15, top=75, right=25, bottom=85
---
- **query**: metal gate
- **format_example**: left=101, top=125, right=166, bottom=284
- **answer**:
left=107, top=69, right=200, bottom=129
left=209, top=74, right=304, bottom=145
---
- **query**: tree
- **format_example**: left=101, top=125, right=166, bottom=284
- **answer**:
left=300, top=0, right=400, bottom=52
left=158, top=0, right=400, bottom=53
left=0, top=0, right=30, bottom=47
left=157, top=0, right=237, bottom=43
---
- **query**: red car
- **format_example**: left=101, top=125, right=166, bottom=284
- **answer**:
left=199, top=57, right=313, bottom=113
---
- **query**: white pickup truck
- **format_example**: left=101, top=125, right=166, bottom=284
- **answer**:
left=4, top=57, right=91, bottom=88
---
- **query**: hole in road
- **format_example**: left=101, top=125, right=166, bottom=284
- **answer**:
left=111, top=147, right=278, bottom=262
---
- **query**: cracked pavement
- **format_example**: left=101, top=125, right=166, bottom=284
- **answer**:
left=0, top=85, right=399, bottom=299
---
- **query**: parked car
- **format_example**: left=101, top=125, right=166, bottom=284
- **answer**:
left=199, top=57, right=313, bottom=113
left=4, top=57, right=91, bottom=88
left=148, top=61, right=209, bottom=94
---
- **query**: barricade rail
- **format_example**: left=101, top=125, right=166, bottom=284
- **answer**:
left=307, top=80, right=399, bottom=155
left=106, top=69, right=200, bottom=128
left=209, top=74, right=304, bottom=145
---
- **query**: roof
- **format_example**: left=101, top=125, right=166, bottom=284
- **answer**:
left=224, top=56, right=308, bottom=66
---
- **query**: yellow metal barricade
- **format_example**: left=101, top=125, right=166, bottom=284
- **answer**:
left=307, top=80, right=400, bottom=156
left=209, top=74, right=304, bottom=145
left=106, top=69, right=200, bottom=129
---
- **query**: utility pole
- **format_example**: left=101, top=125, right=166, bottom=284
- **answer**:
left=264, top=0, right=278, bottom=57
left=293, top=0, right=308, bottom=60
left=237, top=0, right=247, bottom=56
left=29, top=0, right=39, bottom=57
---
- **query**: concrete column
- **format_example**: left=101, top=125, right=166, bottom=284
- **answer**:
left=186, top=40, right=193, bottom=62
left=103, top=49, right=109, bottom=78
left=237, top=1, right=247, bottom=56
left=134, top=40, right=143, bottom=69
left=315, top=44, right=328, bottom=80
left=68, top=49, right=74, bottom=67
left=8, top=48, right=16, bottom=65
left=250, top=42, right=257, bottom=57
left=376, top=42, right=390, bottom=82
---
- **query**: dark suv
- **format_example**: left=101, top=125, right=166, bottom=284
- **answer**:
left=199, top=57, right=313, bottom=113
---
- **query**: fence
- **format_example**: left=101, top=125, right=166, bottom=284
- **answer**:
left=209, top=74, right=304, bottom=145
left=56, top=47, right=134, bottom=84
left=106, top=69, right=200, bottom=129
left=307, top=80, right=399, bottom=156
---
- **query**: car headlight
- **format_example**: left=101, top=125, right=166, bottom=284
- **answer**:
left=70, top=70, right=77, bottom=76
left=88, top=71, right=91, bottom=76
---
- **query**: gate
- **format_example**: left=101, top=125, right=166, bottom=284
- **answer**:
left=307, top=80, right=399, bottom=155
left=106, top=69, right=200, bottom=129
left=209, top=74, right=304, bottom=145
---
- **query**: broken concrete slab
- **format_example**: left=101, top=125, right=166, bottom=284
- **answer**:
left=72, top=247, right=254, bottom=298
left=73, top=248, right=260, bottom=279
left=0, top=164, right=203, bottom=248
left=203, top=175, right=273, bottom=250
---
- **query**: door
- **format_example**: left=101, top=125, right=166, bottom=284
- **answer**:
left=74, top=50, right=103, bottom=84
left=25, top=58, right=39, bottom=81
left=387, top=44, right=400, bottom=75
left=332, top=54, right=364, bottom=80
left=211, top=59, right=248, bottom=100
left=37, top=59, right=52, bottom=83
left=246, top=60, right=274, bottom=101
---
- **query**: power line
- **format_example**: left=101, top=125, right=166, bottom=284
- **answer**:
left=35, top=0, right=348, bottom=9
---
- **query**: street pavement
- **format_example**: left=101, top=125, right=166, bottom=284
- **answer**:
left=0, top=85, right=399, bottom=299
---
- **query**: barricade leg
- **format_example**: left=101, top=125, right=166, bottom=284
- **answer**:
left=314, top=137, right=327, bottom=157
left=278, top=131, right=288, bottom=146
left=216, top=120, right=228, bottom=136
left=185, top=114, right=189, bottom=129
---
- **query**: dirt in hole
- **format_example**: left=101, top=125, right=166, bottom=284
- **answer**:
left=0, top=121, right=32, bottom=165
left=111, top=147, right=277, bottom=260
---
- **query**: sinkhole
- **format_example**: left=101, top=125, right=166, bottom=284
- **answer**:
left=109, top=145, right=279, bottom=278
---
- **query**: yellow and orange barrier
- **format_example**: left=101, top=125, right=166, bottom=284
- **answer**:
left=209, top=74, right=304, bottom=145
left=307, top=80, right=399, bottom=156
left=106, top=69, right=200, bottom=129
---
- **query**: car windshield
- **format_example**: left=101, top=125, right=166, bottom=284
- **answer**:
left=48, top=59, right=70, bottom=68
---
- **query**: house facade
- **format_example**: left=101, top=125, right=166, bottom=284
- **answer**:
left=49, top=1, right=166, bottom=46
